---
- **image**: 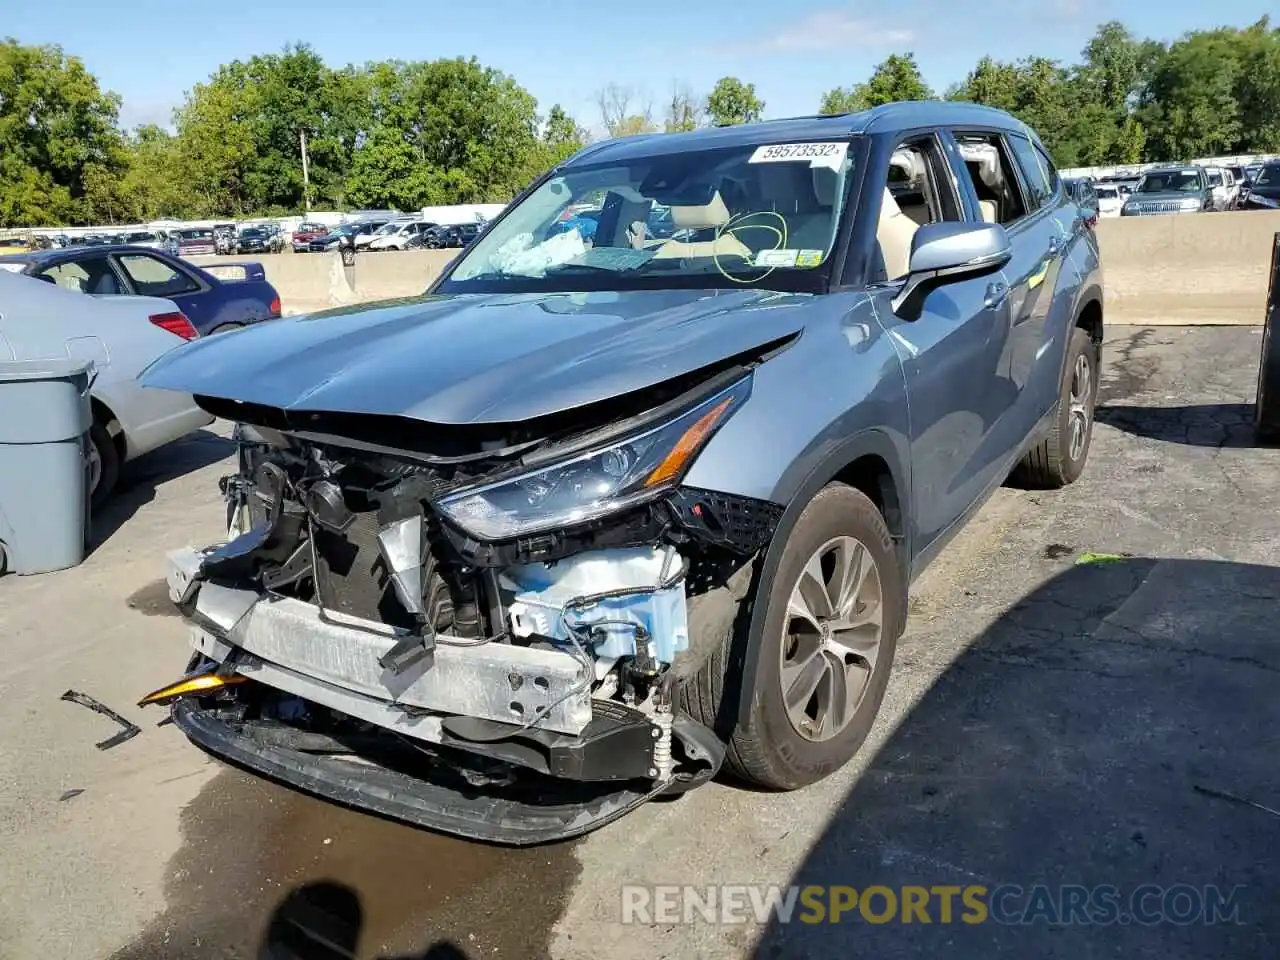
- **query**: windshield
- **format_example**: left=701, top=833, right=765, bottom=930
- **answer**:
left=1096, top=187, right=1118, bottom=199
left=180, top=229, right=213, bottom=240
left=1255, top=165, right=1280, bottom=186
left=298, top=223, right=325, bottom=233
left=440, top=139, right=857, bottom=294
left=1137, top=170, right=1202, bottom=193
left=241, top=229, right=266, bottom=238
left=374, top=221, right=407, bottom=236
left=1205, top=170, right=1223, bottom=186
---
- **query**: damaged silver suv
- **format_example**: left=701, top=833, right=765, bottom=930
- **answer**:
left=141, top=102, right=1103, bottom=844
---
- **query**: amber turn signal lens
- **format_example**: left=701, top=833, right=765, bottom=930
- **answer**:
left=643, top=397, right=735, bottom=488
left=137, top=671, right=246, bottom=708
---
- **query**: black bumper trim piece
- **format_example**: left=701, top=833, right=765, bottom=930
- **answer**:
left=171, top=698, right=665, bottom=846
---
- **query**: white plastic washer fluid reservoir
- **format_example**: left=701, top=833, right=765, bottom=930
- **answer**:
left=502, top=547, right=690, bottom=664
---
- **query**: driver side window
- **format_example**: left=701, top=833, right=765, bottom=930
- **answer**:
left=873, top=135, right=962, bottom=282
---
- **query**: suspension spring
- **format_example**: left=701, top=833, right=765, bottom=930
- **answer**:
left=651, top=708, right=673, bottom=781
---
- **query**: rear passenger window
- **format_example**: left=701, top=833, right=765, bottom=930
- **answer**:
left=117, top=254, right=200, bottom=297
left=1006, top=134, right=1054, bottom=212
left=40, top=261, right=92, bottom=293
left=954, top=133, right=1028, bottom=225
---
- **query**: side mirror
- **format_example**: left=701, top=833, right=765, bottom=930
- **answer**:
left=891, top=221, right=1012, bottom=320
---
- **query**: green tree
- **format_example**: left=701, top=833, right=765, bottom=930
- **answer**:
left=512, top=104, right=590, bottom=188
left=862, top=53, right=934, bottom=105
left=1226, top=17, right=1280, bottom=152
left=346, top=57, right=541, bottom=208
left=172, top=73, right=259, bottom=216
left=1140, top=28, right=1246, bottom=158
left=706, top=77, right=764, bottom=125
left=818, top=86, right=868, bottom=115
left=665, top=84, right=703, bottom=132
left=596, top=83, right=657, bottom=137
left=1079, top=21, right=1143, bottom=113
left=117, top=124, right=190, bottom=220
left=543, top=104, right=588, bottom=160
left=0, top=38, right=126, bottom=225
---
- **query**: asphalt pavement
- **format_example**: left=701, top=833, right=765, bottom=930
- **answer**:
left=1, top=325, right=1277, bottom=960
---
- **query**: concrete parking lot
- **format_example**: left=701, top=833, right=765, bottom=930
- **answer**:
left=1, top=325, right=1278, bottom=959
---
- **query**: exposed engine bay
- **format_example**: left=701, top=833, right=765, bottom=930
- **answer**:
left=153, top=371, right=784, bottom=843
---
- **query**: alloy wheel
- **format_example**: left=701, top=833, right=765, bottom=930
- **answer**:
left=779, top=535, right=884, bottom=742
left=1068, top=352, right=1093, bottom=461
left=86, top=439, right=102, bottom=495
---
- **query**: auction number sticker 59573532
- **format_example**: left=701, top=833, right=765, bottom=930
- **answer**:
left=749, top=142, right=848, bottom=170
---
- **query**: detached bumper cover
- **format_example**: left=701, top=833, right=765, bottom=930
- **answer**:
left=171, top=696, right=664, bottom=845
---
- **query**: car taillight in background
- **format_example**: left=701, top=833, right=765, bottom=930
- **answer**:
left=269, top=295, right=281, bottom=317
left=150, top=311, right=199, bottom=340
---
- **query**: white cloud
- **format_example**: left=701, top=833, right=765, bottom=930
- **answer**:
left=707, top=10, right=914, bottom=56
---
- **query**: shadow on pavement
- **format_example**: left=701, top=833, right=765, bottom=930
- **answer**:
left=90, top=428, right=235, bottom=550
left=259, top=881, right=470, bottom=960
left=1095, top=402, right=1266, bottom=448
left=754, top=558, right=1280, bottom=959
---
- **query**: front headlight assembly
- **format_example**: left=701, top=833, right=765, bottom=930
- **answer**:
left=436, top=377, right=751, bottom=540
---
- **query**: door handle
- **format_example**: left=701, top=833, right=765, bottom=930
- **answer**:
left=984, top=281, right=1008, bottom=309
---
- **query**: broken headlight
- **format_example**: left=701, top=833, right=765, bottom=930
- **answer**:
left=436, top=377, right=751, bottom=540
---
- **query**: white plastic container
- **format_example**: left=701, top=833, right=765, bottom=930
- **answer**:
left=502, top=547, right=689, bottom=664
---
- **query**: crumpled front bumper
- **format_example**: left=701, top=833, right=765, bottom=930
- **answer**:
left=162, top=546, right=722, bottom=843
left=167, top=547, right=593, bottom=736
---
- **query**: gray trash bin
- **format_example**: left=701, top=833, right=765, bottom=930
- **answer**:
left=0, top=358, right=93, bottom=575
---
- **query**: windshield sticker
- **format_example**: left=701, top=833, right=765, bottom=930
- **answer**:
left=749, top=142, right=848, bottom=170
left=754, top=249, right=799, bottom=268
left=794, top=249, right=824, bottom=268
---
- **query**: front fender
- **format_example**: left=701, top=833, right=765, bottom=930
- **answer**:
left=677, top=296, right=912, bottom=727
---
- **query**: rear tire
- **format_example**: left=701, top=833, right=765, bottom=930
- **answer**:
left=89, top=421, right=120, bottom=510
left=681, top=483, right=903, bottom=790
left=1015, top=326, right=1098, bottom=488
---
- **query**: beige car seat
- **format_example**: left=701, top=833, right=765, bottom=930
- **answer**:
left=978, top=200, right=998, bottom=223
left=877, top=188, right=919, bottom=281
left=651, top=191, right=752, bottom=260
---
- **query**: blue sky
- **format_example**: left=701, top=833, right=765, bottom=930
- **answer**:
left=7, top=0, right=1271, bottom=133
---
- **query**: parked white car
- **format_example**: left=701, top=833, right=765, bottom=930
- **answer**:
left=366, top=219, right=436, bottom=251
left=0, top=269, right=213, bottom=507
left=1204, top=166, right=1239, bottom=211
left=1094, top=184, right=1124, bottom=218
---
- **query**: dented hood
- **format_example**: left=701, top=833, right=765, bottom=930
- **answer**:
left=141, top=289, right=809, bottom=424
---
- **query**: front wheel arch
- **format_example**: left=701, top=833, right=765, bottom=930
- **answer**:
left=730, top=430, right=909, bottom=729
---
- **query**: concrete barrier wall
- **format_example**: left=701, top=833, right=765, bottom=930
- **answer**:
left=191, top=250, right=457, bottom=315
left=194, top=214, right=1280, bottom=325
left=1096, top=210, right=1280, bottom=325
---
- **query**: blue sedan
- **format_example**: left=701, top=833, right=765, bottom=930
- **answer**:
left=0, top=244, right=282, bottom=336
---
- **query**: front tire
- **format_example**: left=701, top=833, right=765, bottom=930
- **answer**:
left=1016, top=326, right=1099, bottom=487
left=683, top=483, right=903, bottom=790
left=88, top=421, right=120, bottom=510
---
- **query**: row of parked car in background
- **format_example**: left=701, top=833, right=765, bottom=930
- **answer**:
left=0, top=213, right=486, bottom=262
left=1064, top=158, right=1280, bottom=220
left=288, top=215, right=481, bottom=253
